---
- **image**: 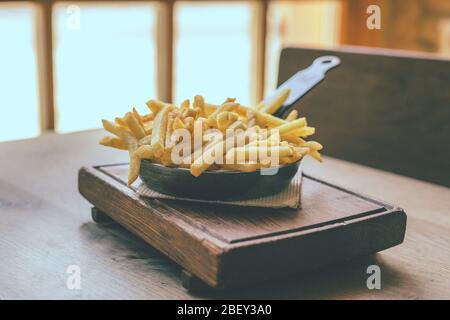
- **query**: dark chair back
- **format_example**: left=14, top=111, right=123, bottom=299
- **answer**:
left=278, top=46, right=450, bottom=187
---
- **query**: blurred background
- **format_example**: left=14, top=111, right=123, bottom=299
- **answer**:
left=1, top=0, right=449, bottom=142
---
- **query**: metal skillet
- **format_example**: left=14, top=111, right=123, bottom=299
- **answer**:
left=139, top=56, right=340, bottom=200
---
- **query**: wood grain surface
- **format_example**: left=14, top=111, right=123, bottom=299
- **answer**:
left=79, top=164, right=406, bottom=289
left=278, top=47, right=450, bottom=188
left=0, top=129, right=449, bottom=299
left=98, top=164, right=385, bottom=244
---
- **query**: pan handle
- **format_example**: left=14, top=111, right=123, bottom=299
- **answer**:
left=264, top=56, right=341, bottom=118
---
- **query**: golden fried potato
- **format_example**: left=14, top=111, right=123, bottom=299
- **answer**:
left=99, top=136, right=128, bottom=150
left=124, top=112, right=146, bottom=139
left=259, top=88, right=291, bottom=114
left=285, top=109, right=298, bottom=121
left=100, top=93, right=322, bottom=179
left=150, top=105, right=171, bottom=157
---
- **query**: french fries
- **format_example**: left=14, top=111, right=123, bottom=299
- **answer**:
left=285, top=109, right=298, bottom=121
left=100, top=93, right=323, bottom=185
left=259, top=88, right=291, bottom=114
left=149, top=105, right=171, bottom=158
left=99, top=136, right=128, bottom=150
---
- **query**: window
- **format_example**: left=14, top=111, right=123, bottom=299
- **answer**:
left=53, top=2, right=157, bottom=133
left=0, top=3, right=39, bottom=142
left=3, top=0, right=449, bottom=143
left=174, top=2, right=253, bottom=105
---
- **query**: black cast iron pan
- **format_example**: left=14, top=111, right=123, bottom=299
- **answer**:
left=140, top=56, right=340, bottom=200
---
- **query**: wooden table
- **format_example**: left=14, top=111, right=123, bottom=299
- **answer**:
left=1, top=130, right=449, bottom=299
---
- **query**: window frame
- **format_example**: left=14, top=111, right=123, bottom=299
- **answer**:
left=6, top=0, right=341, bottom=134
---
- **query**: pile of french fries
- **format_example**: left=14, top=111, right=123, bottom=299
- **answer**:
left=100, top=88, right=323, bottom=185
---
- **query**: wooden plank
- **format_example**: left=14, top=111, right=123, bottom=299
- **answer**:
left=101, top=164, right=387, bottom=243
left=278, top=46, right=450, bottom=187
left=79, top=166, right=223, bottom=287
left=35, top=0, right=55, bottom=131
left=78, top=163, right=406, bottom=289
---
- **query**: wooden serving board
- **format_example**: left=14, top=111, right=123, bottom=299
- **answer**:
left=78, top=163, right=407, bottom=291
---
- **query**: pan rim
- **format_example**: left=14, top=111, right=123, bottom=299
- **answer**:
left=141, top=159, right=301, bottom=175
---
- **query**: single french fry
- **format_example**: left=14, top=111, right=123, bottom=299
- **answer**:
left=280, top=153, right=303, bottom=164
left=259, top=88, right=291, bottom=114
left=254, top=110, right=286, bottom=127
left=190, top=135, right=224, bottom=177
left=247, top=135, right=280, bottom=147
left=183, top=116, right=195, bottom=132
left=309, top=150, right=323, bottom=162
left=247, top=117, right=256, bottom=127
left=196, top=117, right=211, bottom=131
left=204, top=103, right=218, bottom=117
left=239, top=105, right=301, bottom=129
left=285, top=109, right=298, bottom=121
left=283, top=134, right=305, bottom=145
left=132, top=107, right=144, bottom=127
left=181, top=118, right=214, bottom=165
left=216, top=111, right=239, bottom=131
left=193, top=107, right=202, bottom=118
left=303, top=141, right=323, bottom=151
left=102, top=119, right=129, bottom=139
left=255, top=100, right=265, bottom=110
left=165, top=118, right=174, bottom=148
left=99, top=136, right=128, bottom=150
left=160, top=148, right=173, bottom=166
left=172, top=117, right=185, bottom=130
left=277, top=118, right=307, bottom=136
left=180, top=99, right=190, bottom=109
left=128, top=154, right=140, bottom=186
left=227, top=119, right=247, bottom=131
left=292, top=146, right=309, bottom=154
left=150, top=105, right=171, bottom=157
left=223, top=97, right=236, bottom=104
left=193, top=95, right=205, bottom=117
left=143, top=120, right=153, bottom=134
left=146, top=100, right=161, bottom=114
left=115, top=116, right=128, bottom=128
left=146, top=99, right=168, bottom=114
left=120, top=131, right=140, bottom=186
left=295, top=126, right=315, bottom=137
left=244, top=104, right=287, bottom=127
left=135, top=144, right=154, bottom=159
left=208, top=102, right=239, bottom=120
left=181, top=108, right=197, bottom=119
left=246, top=131, right=279, bottom=147
left=124, top=112, right=146, bottom=139
left=190, top=130, right=244, bottom=177
left=202, top=117, right=216, bottom=128
left=138, top=135, right=152, bottom=146
left=142, top=113, right=154, bottom=122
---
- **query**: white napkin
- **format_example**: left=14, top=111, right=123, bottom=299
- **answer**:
left=137, top=170, right=302, bottom=209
